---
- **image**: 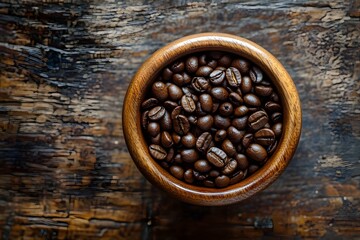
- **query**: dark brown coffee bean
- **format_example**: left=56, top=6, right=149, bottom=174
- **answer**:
left=183, top=169, right=194, bottom=183
left=221, top=139, right=236, bottom=157
left=165, top=147, right=175, bottom=162
left=194, top=159, right=212, bottom=173
left=270, top=92, right=279, bottom=102
left=195, top=66, right=213, bottom=77
left=219, top=102, right=233, bottom=117
left=235, top=144, right=243, bottom=153
left=162, top=67, right=173, bottom=81
left=171, top=132, right=181, bottom=145
left=212, top=102, right=219, bottom=113
left=168, top=84, right=183, bottom=101
left=164, top=101, right=178, bottom=111
left=241, top=75, right=252, bottom=93
left=185, top=56, right=199, bottom=73
left=246, top=143, right=267, bottom=162
left=170, top=165, right=184, bottom=180
left=214, top=115, right=231, bottom=129
left=209, top=69, right=225, bottom=85
left=249, top=66, right=263, bottom=83
left=204, top=180, right=215, bottom=188
left=207, top=59, right=218, bottom=69
left=181, top=133, right=196, bottom=148
left=193, top=171, right=207, bottom=181
left=173, top=114, right=190, bottom=135
left=161, top=131, right=173, bottom=148
left=197, top=115, right=214, bottom=131
left=235, top=154, right=249, bottom=170
left=147, top=122, right=160, bottom=137
left=181, top=149, right=199, bottom=163
left=242, top=133, right=254, bottom=148
left=214, top=129, right=227, bottom=142
left=192, top=77, right=210, bottom=92
left=199, top=93, right=213, bottom=113
left=218, top=55, right=232, bottom=68
left=265, top=101, right=282, bottom=113
left=141, top=98, right=158, bottom=110
left=229, top=92, right=243, bottom=106
left=171, top=106, right=183, bottom=119
left=181, top=95, right=196, bottom=113
left=207, top=147, right=227, bottom=167
left=271, top=112, right=282, bottom=123
left=149, top=144, right=167, bottom=160
left=152, top=81, right=168, bottom=101
left=211, top=87, right=229, bottom=101
left=229, top=170, right=247, bottom=185
left=170, top=61, right=185, bottom=73
left=231, top=58, right=250, bottom=74
left=188, top=115, right=198, bottom=125
left=272, top=123, right=282, bottom=137
left=267, top=140, right=278, bottom=155
left=148, top=106, right=165, bottom=121
left=209, top=51, right=223, bottom=60
left=222, top=158, right=238, bottom=175
left=254, top=128, right=275, bottom=146
left=232, top=116, right=248, bottom=130
left=209, top=170, right=220, bottom=178
left=244, top=93, right=261, bottom=107
left=173, top=153, right=182, bottom=164
left=255, top=85, right=273, bottom=97
left=196, top=132, right=213, bottom=153
left=196, top=102, right=207, bottom=117
left=264, top=123, right=271, bottom=129
left=151, top=133, right=161, bottom=144
left=172, top=73, right=185, bottom=86
left=141, top=110, right=149, bottom=129
left=215, top=175, right=230, bottom=188
left=234, top=106, right=249, bottom=117
left=226, top=67, right=242, bottom=87
left=248, top=111, right=268, bottom=131
left=260, top=80, right=271, bottom=86
left=248, top=164, right=259, bottom=175
left=159, top=111, right=171, bottom=131
left=227, top=126, right=245, bottom=144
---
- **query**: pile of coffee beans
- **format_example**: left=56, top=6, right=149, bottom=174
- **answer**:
left=141, top=51, right=283, bottom=188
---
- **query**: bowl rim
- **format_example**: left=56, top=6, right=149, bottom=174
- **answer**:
left=123, top=32, right=302, bottom=206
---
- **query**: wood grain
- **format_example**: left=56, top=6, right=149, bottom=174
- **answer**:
left=0, top=0, right=359, bottom=239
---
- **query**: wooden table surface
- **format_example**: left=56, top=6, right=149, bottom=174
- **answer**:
left=1, top=1, right=359, bottom=239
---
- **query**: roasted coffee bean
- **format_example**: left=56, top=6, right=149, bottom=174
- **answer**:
left=211, top=87, right=229, bottom=101
left=255, top=85, right=273, bottom=97
left=229, top=170, right=247, bottom=185
left=196, top=132, right=213, bottom=153
left=151, top=133, right=161, bottom=144
left=246, top=143, right=267, bottom=162
left=218, top=55, right=232, bottom=67
left=222, top=158, right=238, bottom=175
left=165, top=147, right=175, bottom=162
left=181, top=133, right=196, bottom=148
left=267, top=140, right=278, bottom=155
left=209, top=51, right=223, bottom=60
left=227, top=126, right=245, bottom=144
left=141, top=98, right=158, bottom=110
left=241, top=75, right=252, bottom=93
left=265, top=101, right=282, bottom=113
left=199, top=93, right=213, bottom=112
left=272, top=123, right=282, bottom=137
left=215, top=175, right=230, bottom=188
left=173, top=114, right=190, bottom=135
left=159, top=111, right=172, bottom=131
left=236, top=144, right=243, bottom=153
left=271, top=112, right=282, bottom=123
left=229, top=92, right=243, bottom=106
left=207, top=147, right=227, bottom=167
left=270, top=92, right=279, bottom=102
left=193, top=171, right=207, bottom=181
left=170, top=165, right=184, bottom=179
left=214, top=115, right=231, bottom=129
left=231, top=58, right=250, bottom=74
left=181, top=149, right=199, bottom=163
left=219, top=102, right=233, bottom=117
left=147, top=122, right=160, bottom=137
left=196, top=102, right=207, bottom=117
left=209, top=69, right=225, bottom=85
left=204, top=180, right=215, bottom=188
left=188, top=115, right=198, bottom=125
left=197, top=115, right=214, bottom=131
left=234, top=105, right=249, bottom=117
left=168, top=84, right=183, bottom=101
left=209, top=170, right=220, bottom=178
left=207, top=59, right=218, bottom=69
left=181, top=95, right=196, bottom=113
left=160, top=161, right=170, bottom=169
left=242, top=133, right=254, bottom=148
left=249, top=65, right=263, bottom=83
left=174, top=153, right=182, bottom=164
left=149, top=144, right=167, bottom=160
left=264, top=123, right=271, bottom=129
left=152, top=81, right=168, bottom=101
left=248, top=165, right=259, bottom=175
left=173, top=73, right=185, bottom=86
left=164, top=100, right=178, bottom=110
left=162, top=67, right=173, bottom=81
left=235, top=154, right=249, bottom=170
left=212, top=102, right=220, bottom=113
left=148, top=106, right=165, bottom=120
left=221, top=139, right=236, bottom=157
left=171, top=106, right=183, bottom=119
left=196, top=66, right=213, bottom=77
left=161, top=131, right=174, bottom=148
left=194, top=159, right=212, bottom=173
left=214, top=129, right=227, bottom=142
left=184, top=169, right=195, bottom=183
left=248, top=111, right=268, bottom=131
left=244, top=93, right=261, bottom=107
left=232, top=116, right=248, bottom=130
left=226, top=67, right=242, bottom=87
left=171, top=132, right=182, bottom=145
left=141, top=110, right=149, bottom=129
left=254, top=128, right=275, bottom=146
left=186, top=56, right=199, bottom=73
left=192, top=77, right=210, bottom=92
left=170, top=61, right=185, bottom=73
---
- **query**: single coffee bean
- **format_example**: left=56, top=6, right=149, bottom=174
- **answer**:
left=209, top=69, right=225, bottom=85
left=149, top=144, right=167, bottom=160
left=196, top=102, right=207, bottom=117
left=255, top=85, right=273, bottom=97
left=222, top=158, right=238, bottom=175
left=218, top=55, right=232, bottom=67
left=165, top=147, right=175, bottom=162
left=265, top=101, right=282, bottom=113
left=147, top=122, right=160, bottom=137
left=271, top=112, right=282, bottom=123
left=181, top=133, right=196, bottom=148
left=152, top=81, right=168, bottom=101
left=248, top=111, right=268, bottom=131
left=227, top=126, right=245, bottom=144
left=170, top=61, right=185, bottom=73
left=249, top=65, right=263, bottom=83
left=196, top=66, right=213, bottom=77
left=173, top=114, right=190, bottom=135
left=141, top=98, right=158, bottom=110
left=170, top=165, right=184, bottom=180
left=234, top=105, right=249, bottom=117
left=162, top=67, right=173, bottom=81
left=194, top=159, right=212, bottom=173
left=242, top=133, right=254, bottom=148
left=226, top=67, right=242, bottom=87
left=246, top=143, right=267, bottom=162
left=160, top=161, right=170, bottom=169
left=219, top=102, right=234, bottom=117
left=204, top=180, right=215, bottom=188
left=248, top=164, right=259, bottom=175
left=148, top=106, right=166, bottom=121
left=198, top=54, right=209, bottom=66
left=171, top=106, right=183, bottom=119
left=168, top=84, right=183, bottom=101
left=254, top=128, right=275, bottom=146
left=192, top=77, right=210, bottom=92
left=161, top=131, right=174, bottom=148
left=197, top=115, right=214, bottom=131
left=209, top=170, right=220, bottom=178
left=214, top=129, right=227, bottom=142
left=231, top=58, right=250, bottom=74
left=260, top=80, right=271, bottom=86
left=164, top=100, right=178, bottom=111
left=229, top=170, right=247, bottom=185
left=188, top=115, right=198, bottom=125
left=209, top=51, right=223, bottom=60
left=221, top=139, right=237, bottom=157
left=207, top=59, right=218, bottom=69
left=171, top=132, right=182, bottom=145
left=185, top=56, right=199, bottom=73
left=214, top=115, right=231, bottom=129
left=212, top=102, right=219, bottom=113
left=229, top=92, right=243, bottom=106
left=184, top=169, right=195, bottom=183
left=181, top=149, right=199, bottom=163
left=151, top=133, right=161, bottom=144
left=215, top=175, right=230, bottom=188
left=207, top=147, right=227, bottom=168
left=264, top=123, right=271, bottom=129
left=141, top=110, right=149, bottom=129
left=270, top=92, right=279, bottom=102
left=241, top=75, right=252, bottom=93
left=172, top=73, right=185, bottom=86
left=196, top=132, right=213, bottom=153
left=235, top=154, right=249, bottom=170
left=199, top=93, right=213, bottom=113
left=174, top=153, right=182, bottom=164
left=211, top=87, right=229, bottom=101
left=272, top=122, right=282, bottom=137
left=236, top=143, right=243, bottom=153
left=160, top=111, right=172, bottom=131
left=181, top=94, right=196, bottom=113
left=232, top=116, right=248, bottom=130
left=267, top=140, right=278, bottom=155
left=193, top=170, right=207, bottom=181
left=244, top=93, right=261, bottom=107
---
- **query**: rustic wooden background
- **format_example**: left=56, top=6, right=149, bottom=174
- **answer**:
left=1, top=0, right=359, bottom=239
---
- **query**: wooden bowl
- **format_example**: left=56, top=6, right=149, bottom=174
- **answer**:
left=123, top=33, right=301, bottom=206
